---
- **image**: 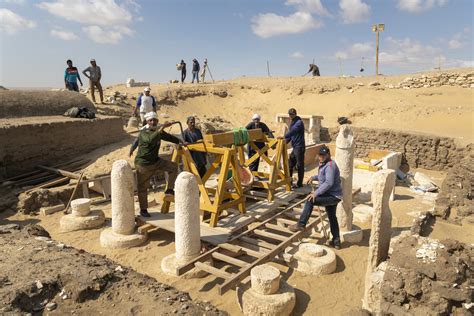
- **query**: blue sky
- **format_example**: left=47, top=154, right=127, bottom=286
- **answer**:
left=1, top=0, right=472, bottom=87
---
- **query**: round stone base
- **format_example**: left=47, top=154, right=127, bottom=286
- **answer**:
left=100, top=227, right=147, bottom=249
left=237, top=280, right=295, bottom=316
left=340, top=225, right=363, bottom=243
left=60, top=210, right=105, bottom=232
left=287, top=243, right=337, bottom=275
left=161, top=253, right=207, bottom=279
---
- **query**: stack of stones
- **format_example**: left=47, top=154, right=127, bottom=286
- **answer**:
left=385, top=72, right=474, bottom=89
left=60, top=198, right=105, bottom=232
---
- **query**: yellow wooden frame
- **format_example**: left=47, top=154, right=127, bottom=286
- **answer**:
left=161, top=142, right=245, bottom=227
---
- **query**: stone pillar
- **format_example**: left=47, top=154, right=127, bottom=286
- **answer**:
left=161, top=172, right=205, bottom=278
left=60, top=198, right=105, bottom=232
left=335, top=124, right=362, bottom=243
left=238, top=264, right=295, bottom=316
left=100, top=160, right=146, bottom=248
left=362, top=169, right=396, bottom=312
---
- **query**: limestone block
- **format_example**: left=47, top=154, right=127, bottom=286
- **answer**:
left=286, top=243, right=337, bottom=275
left=335, top=124, right=355, bottom=231
left=174, top=172, right=201, bottom=264
left=251, top=264, right=280, bottom=295
left=71, top=198, right=91, bottom=216
left=100, top=228, right=147, bottom=249
left=111, top=160, right=136, bottom=235
left=60, top=209, right=105, bottom=232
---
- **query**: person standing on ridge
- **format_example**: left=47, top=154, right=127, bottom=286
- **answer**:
left=82, top=59, right=104, bottom=104
left=179, top=60, right=186, bottom=83
left=64, top=59, right=83, bottom=92
left=192, top=59, right=200, bottom=83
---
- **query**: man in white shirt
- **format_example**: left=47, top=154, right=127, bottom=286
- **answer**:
left=133, top=87, right=159, bottom=126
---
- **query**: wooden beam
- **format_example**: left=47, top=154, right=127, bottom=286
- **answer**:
left=212, top=252, right=248, bottom=268
left=195, top=261, right=232, bottom=279
left=253, top=229, right=288, bottom=242
left=204, top=129, right=264, bottom=146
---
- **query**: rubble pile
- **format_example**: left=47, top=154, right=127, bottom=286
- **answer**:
left=386, top=72, right=474, bottom=89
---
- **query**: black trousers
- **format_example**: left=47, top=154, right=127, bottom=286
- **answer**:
left=197, top=164, right=207, bottom=179
left=181, top=70, right=186, bottom=83
left=289, top=146, right=305, bottom=186
left=248, top=143, right=265, bottom=172
left=298, top=194, right=341, bottom=242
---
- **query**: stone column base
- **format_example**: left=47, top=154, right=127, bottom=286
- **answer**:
left=286, top=243, right=337, bottom=275
left=100, top=227, right=147, bottom=249
left=237, top=281, right=296, bottom=316
left=59, top=210, right=105, bottom=232
left=161, top=253, right=208, bottom=279
left=340, top=225, right=364, bottom=243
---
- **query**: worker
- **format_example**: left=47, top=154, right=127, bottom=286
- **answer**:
left=245, top=114, right=274, bottom=173
left=191, top=59, right=200, bottom=83
left=133, top=87, right=158, bottom=126
left=82, top=59, right=104, bottom=104
left=129, top=112, right=185, bottom=217
left=305, top=63, right=320, bottom=76
left=179, top=59, right=186, bottom=83
left=283, top=108, right=305, bottom=188
left=183, top=116, right=207, bottom=178
left=64, top=59, right=83, bottom=92
left=288, top=145, right=342, bottom=249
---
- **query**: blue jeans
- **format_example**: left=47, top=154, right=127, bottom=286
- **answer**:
left=299, top=194, right=341, bottom=242
left=67, top=82, right=79, bottom=92
left=192, top=71, right=199, bottom=83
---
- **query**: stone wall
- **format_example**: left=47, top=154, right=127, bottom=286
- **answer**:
left=387, top=71, right=474, bottom=89
left=0, top=116, right=125, bottom=179
left=324, top=127, right=463, bottom=171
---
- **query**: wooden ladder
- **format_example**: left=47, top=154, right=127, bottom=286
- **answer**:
left=176, top=198, right=330, bottom=295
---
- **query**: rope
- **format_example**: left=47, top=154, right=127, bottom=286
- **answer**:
left=232, top=127, right=249, bottom=146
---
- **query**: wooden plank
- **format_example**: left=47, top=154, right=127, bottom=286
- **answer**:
left=276, top=218, right=298, bottom=226
left=235, top=241, right=268, bottom=257
left=212, top=252, right=248, bottom=268
left=204, top=129, right=264, bottom=146
left=137, top=224, right=155, bottom=234
left=25, top=177, right=69, bottom=193
left=253, top=229, right=288, bottom=242
left=264, top=223, right=292, bottom=235
left=177, top=248, right=218, bottom=276
left=195, top=261, right=232, bottom=279
left=218, top=209, right=322, bottom=295
left=239, top=236, right=277, bottom=250
left=37, top=165, right=81, bottom=179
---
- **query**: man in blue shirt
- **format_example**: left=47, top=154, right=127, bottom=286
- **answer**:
left=289, top=145, right=343, bottom=249
left=64, top=60, right=83, bottom=92
left=284, top=108, right=306, bottom=188
left=183, top=116, right=207, bottom=178
left=191, top=59, right=200, bottom=83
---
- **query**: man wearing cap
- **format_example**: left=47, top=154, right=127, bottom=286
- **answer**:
left=82, top=59, right=104, bottom=104
left=289, top=145, right=343, bottom=249
left=245, top=114, right=274, bottom=172
left=191, top=59, right=200, bottom=83
left=129, top=112, right=184, bottom=217
left=133, top=87, right=158, bottom=126
left=179, top=60, right=186, bottom=83
left=183, top=116, right=207, bottom=178
left=284, top=108, right=306, bottom=188
left=64, top=59, right=83, bottom=92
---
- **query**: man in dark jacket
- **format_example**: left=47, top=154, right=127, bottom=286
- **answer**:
left=183, top=116, right=207, bottom=178
left=192, top=59, right=200, bottom=83
left=179, top=60, right=186, bottom=83
left=289, top=146, right=343, bottom=249
left=284, top=108, right=306, bottom=188
left=245, top=114, right=274, bottom=172
left=129, top=112, right=184, bottom=217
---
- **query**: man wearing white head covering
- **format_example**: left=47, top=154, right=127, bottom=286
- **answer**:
left=129, top=112, right=185, bottom=217
left=133, top=87, right=158, bottom=126
left=245, top=114, right=274, bottom=172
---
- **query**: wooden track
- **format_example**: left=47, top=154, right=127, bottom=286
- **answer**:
left=175, top=198, right=330, bottom=295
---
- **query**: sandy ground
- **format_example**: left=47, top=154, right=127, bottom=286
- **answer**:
left=107, top=68, right=473, bottom=146
left=4, top=167, right=472, bottom=315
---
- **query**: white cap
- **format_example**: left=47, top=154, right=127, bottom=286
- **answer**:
left=144, top=87, right=151, bottom=92
left=252, top=113, right=261, bottom=120
left=144, top=112, right=157, bottom=120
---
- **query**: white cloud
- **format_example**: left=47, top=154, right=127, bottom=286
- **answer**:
left=396, top=0, right=448, bottom=13
left=252, top=11, right=322, bottom=38
left=339, top=0, right=370, bottom=24
left=2, top=0, right=26, bottom=4
left=290, top=51, right=305, bottom=59
left=334, top=41, right=373, bottom=60
left=51, top=29, right=79, bottom=41
left=38, top=0, right=137, bottom=44
left=82, top=25, right=123, bottom=44
left=446, top=28, right=471, bottom=49
left=285, top=0, right=331, bottom=16
left=0, top=8, right=36, bottom=35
